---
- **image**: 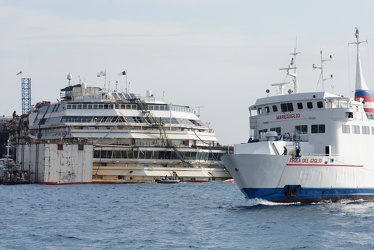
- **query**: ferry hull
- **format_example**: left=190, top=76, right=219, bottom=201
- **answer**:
left=221, top=154, right=374, bottom=203
left=241, top=187, right=374, bottom=203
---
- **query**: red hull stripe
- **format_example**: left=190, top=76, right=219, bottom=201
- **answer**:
left=287, top=163, right=363, bottom=167
left=356, top=95, right=374, bottom=102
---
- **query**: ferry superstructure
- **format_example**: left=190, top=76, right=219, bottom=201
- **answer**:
left=221, top=29, right=374, bottom=203
left=12, top=77, right=231, bottom=184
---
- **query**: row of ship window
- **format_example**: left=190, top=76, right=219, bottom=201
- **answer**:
left=258, top=101, right=324, bottom=114
left=65, top=103, right=192, bottom=113
left=342, top=125, right=373, bottom=135
left=259, top=124, right=326, bottom=136
left=38, top=116, right=203, bottom=126
left=259, top=124, right=374, bottom=137
left=93, top=150, right=224, bottom=161
left=54, top=145, right=224, bottom=160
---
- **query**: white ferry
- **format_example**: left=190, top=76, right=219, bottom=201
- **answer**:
left=11, top=76, right=231, bottom=184
left=222, top=29, right=374, bottom=203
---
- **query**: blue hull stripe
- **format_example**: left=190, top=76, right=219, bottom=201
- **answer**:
left=355, top=89, right=374, bottom=96
left=241, top=186, right=374, bottom=203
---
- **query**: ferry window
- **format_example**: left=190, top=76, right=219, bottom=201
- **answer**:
left=93, top=150, right=101, bottom=158
left=342, top=125, right=350, bottom=134
left=352, top=125, right=360, bottom=134
left=362, top=126, right=370, bottom=135
left=257, top=108, right=263, bottom=115
left=281, top=103, right=294, bottom=112
left=297, top=103, right=303, bottom=109
left=311, top=124, right=325, bottom=133
left=272, top=105, right=278, bottom=112
left=145, top=152, right=152, bottom=159
left=259, top=129, right=268, bottom=138
left=317, top=101, right=323, bottom=108
left=265, top=106, right=270, bottom=113
left=319, top=125, right=325, bottom=133
left=58, top=144, right=63, bottom=150
left=307, top=102, right=313, bottom=109
left=372, top=127, right=374, bottom=135
left=138, top=151, right=145, bottom=159
left=270, top=127, right=281, bottom=135
left=295, top=125, right=308, bottom=134
left=78, top=144, right=84, bottom=151
left=281, top=103, right=287, bottom=112
left=346, top=112, right=353, bottom=118
left=287, top=103, right=294, bottom=112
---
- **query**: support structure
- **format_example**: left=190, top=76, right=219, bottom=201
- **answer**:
left=22, top=78, right=31, bottom=115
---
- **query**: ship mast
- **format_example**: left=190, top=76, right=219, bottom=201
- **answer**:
left=313, top=51, right=333, bottom=91
left=289, top=47, right=300, bottom=94
left=349, top=28, right=374, bottom=118
left=349, top=27, right=369, bottom=91
left=276, top=47, right=300, bottom=94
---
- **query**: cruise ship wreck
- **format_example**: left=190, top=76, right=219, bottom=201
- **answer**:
left=10, top=78, right=231, bottom=184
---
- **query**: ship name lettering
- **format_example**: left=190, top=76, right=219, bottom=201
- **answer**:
left=289, top=158, right=322, bottom=164
left=289, top=158, right=301, bottom=163
left=310, top=158, right=322, bottom=163
left=276, top=113, right=300, bottom=120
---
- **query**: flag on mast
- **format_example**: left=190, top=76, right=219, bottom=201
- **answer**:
left=16, top=71, right=22, bottom=75
left=97, top=70, right=106, bottom=77
left=121, top=70, right=126, bottom=75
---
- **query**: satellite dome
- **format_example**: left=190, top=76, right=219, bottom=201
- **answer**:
left=146, top=90, right=152, bottom=97
left=67, top=73, right=73, bottom=81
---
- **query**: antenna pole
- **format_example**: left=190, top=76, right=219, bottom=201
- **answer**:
left=126, top=71, right=128, bottom=93
left=279, top=46, right=300, bottom=94
left=348, top=27, right=369, bottom=91
left=349, top=27, right=368, bottom=54
left=313, top=51, right=333, bottom=91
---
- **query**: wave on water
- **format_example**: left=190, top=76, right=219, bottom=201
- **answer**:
left=231, top=198, right=300, bottom=209
left=308, top=198, right=374, bottom=206
left=230, top=198, right=374, bottom=211
left=232, top=198, right=374, bottom=209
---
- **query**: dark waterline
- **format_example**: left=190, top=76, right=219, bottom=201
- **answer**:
left=1, top=183, right=374, bottom=249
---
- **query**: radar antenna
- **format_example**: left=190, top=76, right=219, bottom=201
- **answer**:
left=67, top=73, right=72, bottom=86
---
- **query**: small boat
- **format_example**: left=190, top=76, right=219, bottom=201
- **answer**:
left=222, top=178, right=234, bottom=183
left=156, top=178, right=180, bottom=184
left=155, top=175, right=180, bottom=184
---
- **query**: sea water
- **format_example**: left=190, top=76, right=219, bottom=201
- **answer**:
left=1, top=182, right=374, bottom=249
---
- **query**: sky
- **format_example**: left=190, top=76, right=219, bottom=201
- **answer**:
left=1, top=0, right=374, bottom=145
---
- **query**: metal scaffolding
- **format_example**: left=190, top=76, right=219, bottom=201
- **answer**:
left=21, top=78, right=31, bottom=115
